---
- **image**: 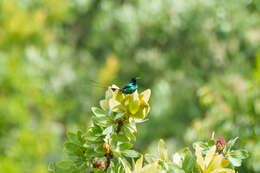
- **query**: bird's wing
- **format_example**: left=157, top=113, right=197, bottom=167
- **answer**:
left=121, top=85, right=131, bottom=90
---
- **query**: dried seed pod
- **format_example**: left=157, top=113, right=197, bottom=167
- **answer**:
left=93, top=160, right=106, bottom=171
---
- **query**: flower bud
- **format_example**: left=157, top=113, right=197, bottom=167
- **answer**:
left=216, top=137, right=226, bottom=152
left=103, top=142, right=111, bottom=153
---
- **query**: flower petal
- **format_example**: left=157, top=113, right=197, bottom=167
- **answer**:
left=141, top=162, right=158, bottom=173
left=129, top=117, right=137, bottom=132
left=195, top=145, right=205, bottom=171
left=207, top=154, right=223, bottom=172
left=135, top=155, right=143, bottom=172
left=221, top=159, right=230, bottom=168
left=212, top=168, right=235, bottom=173
left=205, top=145, right=216, bottom=167
left=100, top=99, right=108, bottom=111
left=140, top=89, right=151, bottom=103
left=109, top=99, right=121, bottom=112
left=132, top=106, right=146, bottom=119
left=129, top=91, right=140, bottom=115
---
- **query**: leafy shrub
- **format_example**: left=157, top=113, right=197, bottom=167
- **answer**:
left=52, top=87, right=248, bottom=173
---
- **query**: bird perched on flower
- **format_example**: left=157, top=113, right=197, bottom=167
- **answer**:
left=119, top=77, right=139, bottom=94
left=100, top=82, right=151, bottom=120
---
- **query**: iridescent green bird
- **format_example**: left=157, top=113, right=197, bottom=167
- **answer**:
left=119, top=77, right=139, bottom=94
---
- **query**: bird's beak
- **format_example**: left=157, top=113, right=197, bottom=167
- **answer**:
left=136, top=77, right=141, bottom=80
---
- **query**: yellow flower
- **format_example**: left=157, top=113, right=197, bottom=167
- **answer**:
left=195, top=145, right=235, bottom=173
left=125, top=155, right=160, bottom=173
left=100, top=86, right=151, bottom=119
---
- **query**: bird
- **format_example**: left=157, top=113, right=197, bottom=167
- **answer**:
left=119, top=77, right=139, bottom=94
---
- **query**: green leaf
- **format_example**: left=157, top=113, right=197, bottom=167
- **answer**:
left=57, top=161, right=74, bottom=170
left=75, top=162, right=86, bottom=170
left=122, top=150, right=140, bottom=158
left=66, top=154, right=80, bottom=162
left=103, top=125, right=113, bottom=135
left=111, top=134, right=129, bottom=145
left=67, top=132, right=78, bottom=143
left=208, top=139, right=215, bottom=147
left=107, top=161, right=115, bottom=173
left=85, top=148, right=104, bottom=157
left=77, top=130, right=83, bottom=137
left=168, top=162, right=185, bottom=173
left=158, top=139, right=168, bottom=162
left=114, top=113, right=124, bottom=120
left=95, top=144, right=105, bottom=154
left=92, top=107, right=106, bottom=118
left=85, top=136, right=104, bottom=144
left=124, top=126, right=136, bottom=141
left=228, top=156, right=241, bottom=167
left=234, top=149, right=249, bottom=159
left=119, top=142, right=133, bottom=151
left=226, top=137, right=239, bottom=151
left=92, top=116, right=112, bottom=127
left=48, top=162, right=56, bottom=173
left=89, top=125, right=103, bottom=136
left=116, top=162, right=124, bottom=173
left=113, top=150, right=122, bottom=158
left=144, top=154, right=157, bottom=163
left=93, top=168, right=105, bottom=173
left=77, top=131, right=85, bottom=144
left=64, top=142, right=80, bottom=152
left=119, top=157, right=132, bottom=169
left=228, top=149, right=249, bottom=167
left=107, top=167, right=114, bottom=173
left=182, top=150, right=196, bottom=172
left=135, top=118, right=149, bottom=124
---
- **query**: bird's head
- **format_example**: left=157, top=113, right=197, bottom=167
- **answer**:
left=130, top=77, right=140, bottom=84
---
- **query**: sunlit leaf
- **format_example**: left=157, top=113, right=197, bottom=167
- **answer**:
left=103, top=126, right=113, bottom=135
left=119, top=142, right=133, bottom=151
left=226, top=137, right=239, bottom=152
left=123, top=150, right=140, bottom=158
left=135, top=155, right=143, bottom=172
left=124, top=126, right=136, bottom=141
left=57, top=161, right=74, bottom=170
left=228, top=149, right=248, bottom=167
left=182, top=150, right=196, bottom=172
left=158, top=139, right=168, bottom=162
left=92, top=107, right=106, bottom=118
left=144, top=154, right=157, bottom=163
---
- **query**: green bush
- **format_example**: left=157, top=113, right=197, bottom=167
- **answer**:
left=53, top=87, right=248, bottom=173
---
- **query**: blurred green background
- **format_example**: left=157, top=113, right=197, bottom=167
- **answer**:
left=0, top=0, right=260, bottom=172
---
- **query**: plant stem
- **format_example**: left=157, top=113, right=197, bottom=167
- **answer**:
left=105, top=153, right=113, bottom=171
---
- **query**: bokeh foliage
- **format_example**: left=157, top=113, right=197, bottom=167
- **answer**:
left=0, top=0, right=259, bottom=172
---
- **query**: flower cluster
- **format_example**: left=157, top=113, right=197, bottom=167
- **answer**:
left=100, top=85, right=151, bottom=119
left=195, top=145, right=234, bottom=173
